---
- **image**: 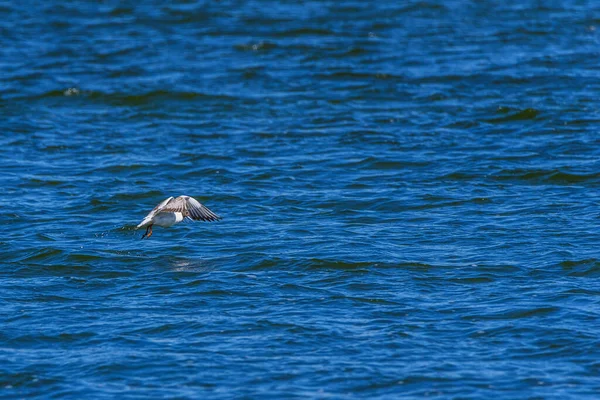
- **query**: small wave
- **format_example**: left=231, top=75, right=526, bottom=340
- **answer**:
left=439, top=169, right=600, bottom=185
left=486, top=107, right=540, bottom=123
left=107, top=6, right=134, bottom=16
left=304, top=258, right=437, bottom=271
left=271, top=27, right=335, bottom=37
left=9, top=331, right=96, bottom=345
left=26, top=177, right=71, bottom=187
left=28, top=89, right=242, bottom=105
left=448, top=277, right=494, bottom=284
left=317, top=71, right=405, bottom=81
left=493, top=169, right=600, bottom=184
left=340, top=156, right=429, bottom=170
left=90, top=90, right=238, bottom=105
left=17, top=248, right=63, bottom=263
left=463, top=306, right=560, bottom=321
left=559, top=259, right=600, bottom=277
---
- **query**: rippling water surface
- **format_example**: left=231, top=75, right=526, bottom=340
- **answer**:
left=2, top=1, right=600, bottom=398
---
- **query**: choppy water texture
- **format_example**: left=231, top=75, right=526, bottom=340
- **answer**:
left=1, top=1, right=600, bottom=398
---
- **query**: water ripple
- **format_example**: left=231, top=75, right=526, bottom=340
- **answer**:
left=1, top=0, right=600, bottom=398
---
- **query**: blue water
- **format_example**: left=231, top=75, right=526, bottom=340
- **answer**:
left=2, top=1, right=600, bottom=398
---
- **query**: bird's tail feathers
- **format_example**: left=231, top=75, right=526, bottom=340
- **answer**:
left=136, top=218, right=152, bottom=229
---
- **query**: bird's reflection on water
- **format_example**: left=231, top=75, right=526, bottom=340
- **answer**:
left=168, top=257, right=215, bottom=273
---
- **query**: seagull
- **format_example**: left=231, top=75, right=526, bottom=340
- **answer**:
left=136, top=195, right=221, bottom=239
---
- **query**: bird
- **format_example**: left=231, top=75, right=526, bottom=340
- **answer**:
left=136, top=195, right=221, bottom=239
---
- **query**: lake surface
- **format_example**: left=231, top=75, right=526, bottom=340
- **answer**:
left=1, top=1, right=600, bottom=398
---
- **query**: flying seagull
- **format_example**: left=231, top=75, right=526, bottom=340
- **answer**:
left=136, top=195, right=221, bottom=239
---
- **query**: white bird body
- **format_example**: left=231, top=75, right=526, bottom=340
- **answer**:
left=136, top=195, right=220, bottom=239
left=138, top=211, right=184, bottom=228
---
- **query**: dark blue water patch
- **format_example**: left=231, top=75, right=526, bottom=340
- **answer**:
left=2, top=0, right=600, bottom=398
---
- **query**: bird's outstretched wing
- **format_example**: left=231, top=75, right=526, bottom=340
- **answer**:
left=161, top=195, right=221, bottom=222
left=144, top=196, right=174, bottom=219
